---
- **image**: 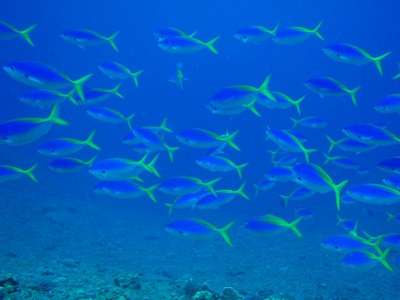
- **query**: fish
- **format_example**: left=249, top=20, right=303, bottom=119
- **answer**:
left=49, top=156, right=96, bottom=173
left=154, top=27, right=196, bottom=42
left=382, top=233, right=400, bottom=247
left=3, top=61, right=92, bottom=102
left=0, top=106, right=68, bottom=146
left=322, top=43, right=391, bottom=75
left=378, top=157, right=400, bottom=174
left=19, top=89, right=77, bottom=108
left=89, top=154, right=160, bottom=180
left=169, top=63, right=187, bottom=89
left=245, top=214, right=303, bottom=238
left=321, top=235, right=366, bottom=252
left=94, top=180, right=158, bottom=203
left=165, top=191, right=209, bottom=214
left=324, top=154, right=359, bottom=170
left=342, top=124, right=400, bottom=146
left=234, top=24, right=279, bottom=44
left=158, top=177, right=221, bottom=196
left=336, top=216, right=357, bottom=231
left=345, top=183, right=400, bottom=205
left=292, top=163, right=348, bottom=210
left=98, top=61, right=143, bottom=87
left=326, top=136, right=374, bottom=154
left=273, top=22, right=323, bottom=45
left=253, top=178, right=275, bottom=197
left=0, top=20, right=36, bottom=46
left=266, top=91, right=305, bottom=115
left=0, top=164, right=37, bottom=183
left=341, top=249, right=392, bottom=271
left=280, top=186, right=315, bottom=207
left=81, top=84, right=124, bottom=106
left=290, top=116, right=327, bottom=129
left=195, top=184, right=249, bottom=210
left=265, top=166, right=294, bottom=182
left=165, top=219, right=234, bottom=246
left=158, top=35, right=219, bottom=55
left=266, top=128, right=316, bottom=163
left=305, top=77, right=360, bottom=106
left=195, top=155, right=248, bottom=178
left=60, top=29, right=119, bottom=51
left=176, top=128, right=240, bottom=151
left=374, top=94, right=400, bottom=114
left=37, top=131, right=100, bottom=157
left=86, top=106, right=134, bottom=128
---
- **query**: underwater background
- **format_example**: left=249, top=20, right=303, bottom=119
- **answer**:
left=1, top=0, right=400, bottom=299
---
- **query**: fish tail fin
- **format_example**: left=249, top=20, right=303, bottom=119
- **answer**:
left=257, top=74, right=275, bottom=101
left=334, top=180, right=349, bottom=211
left=291, top=95, right=306, bottom=115
left=234, top=163, right=248, bottom=179
left=158, top=118, right=173, bottom=133
left=367, top=248, right=393, bottom=272
left=16, top=24, right=37, bottom=46
left=128, top=70, right=143, bottom=87
left=218, top=131, right=240, bottom=151
left=70, top=73, right=93, bottom=103
left=83, top=156, right=97, bottom=167
left=83, top=130, right=100, bottom=151
left=205, top=36, right=220, bottom=55
left=203, top=178, right=221, bottom=196
left=144, top=154, right=160, bottom=177
left=326, top=135, right=341, bottom=153
left=371, top=51, right=391, bottom=76
left=270, top=23, right=280, bottom=36
left=64, top=89, right=79, bottom=105
left=253, top=184, right=260, bottom=198
left=288, top=217, right=304, bottom=238
left=312, top=21, right=324, bottom=40
left=107, top=83, right=124, bottom=99
left=243, top=98, right=261, bottom=117
left=280, top=194, right=290, bottom=207
left=302, top=146, right=317, bottom=163
left=20, top=164, right=39, bottom=182
left=343, top=86, right=361, bottom=106
left=125, top=114, right=135, bottom=130
left=165, top=202, right=175, bottom=215
left=46, top=105, right=69, bottom=126
left=106, top=31, right=119, bottom=52
left=141, top=184, right=158, bottom=203
left=216, top=222, right=235, bottom=246
left=234, top=183, right=249, bottom=200
left=290, top=117, right=301, bottom=129
left=323, top=153, right=335, bottom=165
left=164, top=143, right=179, bottom=162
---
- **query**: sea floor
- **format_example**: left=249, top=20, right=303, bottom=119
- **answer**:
left=1, top=185, right=400, bottom=300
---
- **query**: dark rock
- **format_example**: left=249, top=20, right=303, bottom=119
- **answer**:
left=114, top=274, right=141, bottom=290
left=220, top=287, right=243, bottom=300
left=0, top=277, right=19, bottom=294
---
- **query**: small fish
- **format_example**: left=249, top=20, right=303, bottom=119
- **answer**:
left=378, top=157, right=400, bottom=174
left=341, top=249, right=392, bottom=271
left=292, top=163, right=348, bottom=210
left=324, top=154, right=359, bottom=170
left=158, top=177, right=220, bottom=196
left=49, top=156, right=96, bottom=173
left=234, top=24, right=279, bottom=44
left=61, top=29, right=119, bottom=51
left=165, top=191, right=209, bottom=214
left=295, top=207, right=313, bottom=219
left=245, top=214, right=303, bottom=238
left=326, top=136, right=374, bottom=154
left=374, top=94, right=400, bottom=114
left=382, top=175, right=400, bottom=190
left=94, top=180, right=158, bottom=203
left=165, top=219, right=234, bottom=246
left=19, top=89, right=77, bottom=108
left=266, top=127, right=316, bottom=163
left=98, top=61, right=143, bottom=87
left=3, top=61, right=92, bottom=102
left=87, top=106, right=134, bottom=128
left=321, top=235, right=366, bottom=252
left=345, top=183, right=400, bottom=205
left=176, top=128, right=240, bottom=151
left=38, top=131, right=100, bottom=157
left=169, top=63, right=187, bottom=89
left=196, top=155, right=248, bottom=178
left=154, top=27, right=196, bottom=42
left=81, top=84, right=124, bottom=106
left=195, top=184, right=249, bottom=210
left=254, top=178, right=275, bottom=197
left=0, top=106, right=68, bottom=146
left=280, top=186, right=315, bottom=207
left=0, top=164, right=37, bottom=183
left=266, top=91, right=305, bottom=115
left=342, top=124, right=400, bottom=146
left=158, top=35, right=219, bottom=55
left=305, top=77, right=360, bottom=106
left=290, top=116, right=327, bottom=129
left=89, top=154, right=160, bottom=180
left=0, top=20, right=36, bottom=46
left=322, top=43, right=391, bottom=75
left=265, top=166, right=294, bottom=182
left=273, top=22, right=323, bottom=45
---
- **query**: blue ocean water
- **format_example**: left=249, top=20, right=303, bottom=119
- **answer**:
left=1, top=1, right=400, bottom=299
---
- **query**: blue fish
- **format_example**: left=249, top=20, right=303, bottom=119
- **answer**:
left=61, top=29, right=119, bottom=51
left=378, top=157, right=400, bottom=174
left=321, top=235, right=366, bottom=252
left=19, top=89, right=77, bottom=109
left=158, top=177, right=220, bottom=196
left=86, top=106, right=134, bottom=127
left=0, top=20, right=36, bottom=46
left=345, top=183, right=400, bottom=205
left=374, top=94, right=400, bottom=114
left=342, top=124, right=400, bottom=146
left=176, top=128, right=240, bottom=151
left=94, top=180, right=158, bottom=203
left=0, top=164, right=37, bottom=183
left=49, top=156, right=96, bottom=173
left=273, top=22, right=323, bottom=45
left=158, top=35, right=219, bottom=55
left=382, top=175, right=400, bottom=190
left=234, top=24, right=279, bottom=44
left=98, top=61, right=143, bottom=87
